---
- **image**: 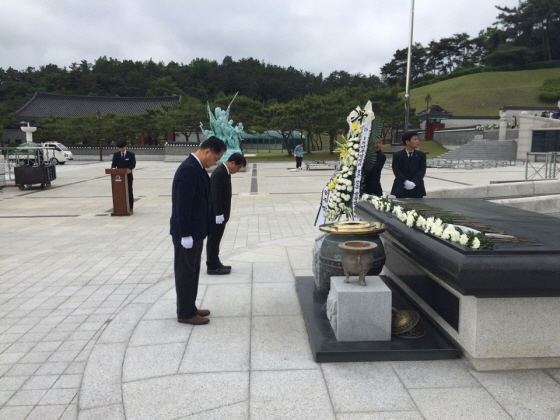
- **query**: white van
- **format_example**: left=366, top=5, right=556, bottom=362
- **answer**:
left=42, top=142, right=74, bottom=164
left=8, top=142, right=72, bottom=166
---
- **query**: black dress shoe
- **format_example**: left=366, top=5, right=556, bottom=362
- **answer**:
left=207, top=267, right=231, bottom=275
left=217, top=263, right=232, bottom=270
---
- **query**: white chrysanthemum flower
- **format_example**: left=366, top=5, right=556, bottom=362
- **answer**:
left=338, top=203, right=345, bottom=209
left=459, top=234, right=469, bottom=245
left=342, top=166, right=348, bottom=172
left=353, top=143, right=360, bottom=149
left=345, top=179, right=352, bottom=186
left=346, top=186, right=353, bottom=192
left=406, top=214, right=415, bottom=227
left=433, top=225, right=444, bottom=237
left=471, top=237, right=481, bottom=249
left=416, top=216, right=426, bottom=228
left=450, top=231, right=461, bottom=242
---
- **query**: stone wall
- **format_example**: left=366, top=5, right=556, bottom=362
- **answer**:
left=517, top=112, right=560, bottom=161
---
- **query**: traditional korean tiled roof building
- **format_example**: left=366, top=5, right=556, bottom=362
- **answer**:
left=417, top=104, right=453, bottom=140
left=16, top=93, right=180, bottom=122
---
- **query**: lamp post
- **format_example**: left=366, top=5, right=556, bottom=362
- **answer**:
left=403, top=0, right=415, bottom=133
left=94, top=111, right=103, bottom=161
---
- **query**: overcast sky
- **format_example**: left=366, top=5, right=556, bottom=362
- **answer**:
left=0, top=0, right=520, bottom=76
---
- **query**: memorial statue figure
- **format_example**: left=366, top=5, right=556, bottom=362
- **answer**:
left=200, top=92, right=244, bottom=162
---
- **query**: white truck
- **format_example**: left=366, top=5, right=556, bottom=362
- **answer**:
left=8, top=142, right=73, bottom=166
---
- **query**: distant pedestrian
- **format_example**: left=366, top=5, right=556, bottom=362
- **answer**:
left=294, top=142, right=304, bottom=170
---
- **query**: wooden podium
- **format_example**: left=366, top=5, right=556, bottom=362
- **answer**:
left=105, top=168, right=131, bottom=216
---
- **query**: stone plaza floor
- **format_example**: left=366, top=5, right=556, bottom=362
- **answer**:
left=1, top=159, right=560, bottom=419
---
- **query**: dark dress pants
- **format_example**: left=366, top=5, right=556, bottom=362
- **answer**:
left=172, top=236, right=203, bottom=319
left=127, top=173, right=134, bottom=210
left=206, top=222, right=226, bottom=269
left=296, top=157, right=302, bottom=169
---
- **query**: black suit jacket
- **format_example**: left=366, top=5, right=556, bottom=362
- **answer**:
left=363, top=150, right=386, bottom=197
left=169, top=154, right=211, bottom=240
left=111, top=151, right=136, bottom=177
left=390, top=149, right=427, bottom=198
left=209, top=163, right=232, bottom=222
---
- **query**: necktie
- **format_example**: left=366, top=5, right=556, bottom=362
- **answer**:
left=408, top=152, right=413, bottom=158
left=122, top=152, right=125, bottom=158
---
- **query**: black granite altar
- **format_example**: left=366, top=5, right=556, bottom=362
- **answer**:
left=356, top=199, right=560, bottom=297
left=296, top=276, right=459, bottom=363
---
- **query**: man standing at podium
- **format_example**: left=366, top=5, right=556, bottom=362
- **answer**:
left=111, top=140, right=136, bottom=212
left=170, top=137, right=226, bottom=325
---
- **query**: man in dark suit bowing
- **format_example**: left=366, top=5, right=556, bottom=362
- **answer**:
left=111, top=140, right=136, bottom=212
left=206, top=153, right=247, bottom=275
left=390, top=131, right=427, bottom=199
left=170, top=137, right=226, bottom=325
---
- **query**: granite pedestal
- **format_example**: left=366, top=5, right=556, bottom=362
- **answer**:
left=326, top=276, right=391, bottom=342
left=356, top=198, right=560, bottom=370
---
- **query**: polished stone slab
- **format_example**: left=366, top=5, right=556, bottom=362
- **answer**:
left=296, top=276, right=459, bottom=363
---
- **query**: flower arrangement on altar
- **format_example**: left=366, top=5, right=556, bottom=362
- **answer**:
left=323, top=101, right=382, bottom=222
left=361, top=194, right=495, bottom=250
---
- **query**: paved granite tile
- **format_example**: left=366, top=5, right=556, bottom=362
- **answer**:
left=26, top=404, right=67, bottom=419
left=410, top=387, right=511, bottom=420
left=252, top=283, right=301, bottom=316
left=78, top=403, right=124, bottom=420
left=391, top=359, right=479, bottom=388
left=252, top=262, right=294, bottom=283
left=21, top=374, right=60, bottom=390
left=251, top=315, right=316, bottom=370
left=200, top=284, right=252, bottom=317
left=39, top=388, right=77, bottom=405
left=322, top=362, right=416, bottom=412
left=0, top=405, right=34, bottom=419
left=331, top=412, right=424, bottom=420
left=129, top=318, right=192, bottom=346
left=79, top=342, right=126, bottom=409
left=122, top=372, right=249, bottom=419
left=250, top=370, right=335, bottom=420
left=123, top=342, right=184, bottom=382
left=471, top=369, right=560, bottom=419
left=6, top=388, right=48, bottom=406
left=97, top=303, right=150, bottom=344
left=179, top=317, right=250, bottom=373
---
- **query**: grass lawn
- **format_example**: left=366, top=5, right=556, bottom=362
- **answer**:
left=409, top=68, right=560, bottom=116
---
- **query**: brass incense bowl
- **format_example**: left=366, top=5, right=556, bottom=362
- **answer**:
left=338, top=240, right=377, bottom=286
left=391, top=307, right=420, bottom=335
left=319, top=221, right=385, bottom=235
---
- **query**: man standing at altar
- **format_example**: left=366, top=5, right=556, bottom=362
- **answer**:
left=390, top=131, right=426, bottom=198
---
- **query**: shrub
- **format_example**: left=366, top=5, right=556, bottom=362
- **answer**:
left=539, top=77, right=560, bottom=102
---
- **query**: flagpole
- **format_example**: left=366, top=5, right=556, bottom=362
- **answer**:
left=404, top=0, right=415, bottom=133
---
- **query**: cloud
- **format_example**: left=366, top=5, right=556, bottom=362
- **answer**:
left=0, top=0, right=520, bottom=76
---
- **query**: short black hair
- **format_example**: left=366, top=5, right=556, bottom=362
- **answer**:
left=116, top=140, right=127, bottom=148
left=200, top=136, right=226, bottom=154
left=401, top=131, right=418, bottom=145
left=227, top=152, right=247, bottom=167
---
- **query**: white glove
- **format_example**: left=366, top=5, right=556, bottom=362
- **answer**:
left=181, top=236, right=193, bottom=249
left=404, top=180, right=416, bottom=190
left=216, top=215, right=225, bottom=224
